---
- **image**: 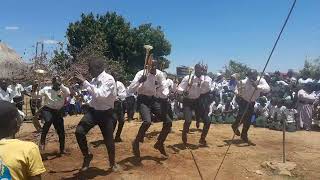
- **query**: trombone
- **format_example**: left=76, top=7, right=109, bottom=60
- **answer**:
left=143, top=45, right=153, bottom=76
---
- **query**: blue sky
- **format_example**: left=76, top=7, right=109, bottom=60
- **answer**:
left=0, top=0, right=319, bottom=74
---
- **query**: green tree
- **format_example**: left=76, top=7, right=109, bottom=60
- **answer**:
left=299, top=57, right=320, bottom=79
left=50, top=43, right=71, bottom=74
left=224, top=60, right=251, bottom=79
left=66, top=12, right=171, bottom=79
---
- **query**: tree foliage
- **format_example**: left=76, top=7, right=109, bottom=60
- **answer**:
left=299, top=57, right=320, bottom=79
left=65, top=12, right=171, bottom=81
left=50, top=43, right=71, bottom=74
left=224, top=60, right=251, bottom=79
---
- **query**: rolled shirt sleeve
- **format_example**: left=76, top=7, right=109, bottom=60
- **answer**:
left=177, top=75, right=189, bottom=94
left=128, top=71, right=143, bottom=94
left=83, top=80, right=115, bottom=100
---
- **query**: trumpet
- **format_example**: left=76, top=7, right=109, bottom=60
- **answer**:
left=143, top=45, right=153, bottom=76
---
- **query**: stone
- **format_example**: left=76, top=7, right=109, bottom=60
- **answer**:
left=261, top=161, right=296, bottom=177
left=255, top=170, right=265, bottom=175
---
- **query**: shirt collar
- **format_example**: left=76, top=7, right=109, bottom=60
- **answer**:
left=95, top=71, right=106, bottom=81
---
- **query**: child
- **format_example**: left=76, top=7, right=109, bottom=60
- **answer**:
left=0, top=100, right=46, bottom=180
left=281, top=99, right=298, bottom=132
left=268, top=98, right=281, bottom=130
left=254, top=96, right=269, bottom=127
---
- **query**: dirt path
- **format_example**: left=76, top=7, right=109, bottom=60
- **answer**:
left=17, top=115, right=320, bottom=180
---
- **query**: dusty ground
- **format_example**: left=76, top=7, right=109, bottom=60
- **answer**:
left=16, top=115, right=320, bottom=180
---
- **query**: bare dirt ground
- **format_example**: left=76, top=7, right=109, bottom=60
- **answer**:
left=17, top=115, right=320, bottom=180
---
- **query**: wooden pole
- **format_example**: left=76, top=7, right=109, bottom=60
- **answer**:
left=282, top=118, right=286, bottom=163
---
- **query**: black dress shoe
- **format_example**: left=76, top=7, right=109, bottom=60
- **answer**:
left=154, top=142, right=168, bottom=157
left=199, top=138, right=207, bottom=146
left=80, top=154, right=93, bottom=172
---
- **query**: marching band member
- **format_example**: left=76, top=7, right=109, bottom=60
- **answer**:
left=232, top=70, right=270, bottom=144
left=39, top=76, right=70, bottom=155
left=74, top=57, right=120, bottom=172
left=128, top=60, right=172, bottom=158
left=177, top=63, right=212, bottom=146
left=113, top=79, right=127, bottom=142
left=196, top=66, right=213, bottom=134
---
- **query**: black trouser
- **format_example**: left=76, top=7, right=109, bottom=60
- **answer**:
left=125, top=96, right=135, bottom=120
left=30, top=99, right=42, bottom=116
left=232, top=96, right=255, bottom=138
left=40, top=106, right=65, bottom=152
left=135, top=95, right=172, bottom=144
left=113, top=100, right=125, bottom=139
left=68, top=104, right=77, bottom=116
left=75, top=108, right=115, bottom=166
left=183, top=97, right=211, bottom=140
left=13, top=96, right=23, bottom=111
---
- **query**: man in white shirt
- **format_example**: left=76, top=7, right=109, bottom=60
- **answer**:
left=8, top=80, right=25, bottom=111
left=128, top=60, right=171, bottom=159
left=113, top=80, right=127, bottom=142
left=74, top=57, right=120, bottom=172
left=0, top=79, right=14, bottom=103
left=155, top=72, right=175, bottom=120
left=39, top=76, right=70, bottom=155
left=195, top=66, right=213, bottom=132
left=232, top=70, right=270, bottom=144
left=177, top=63, right=212, bottom=146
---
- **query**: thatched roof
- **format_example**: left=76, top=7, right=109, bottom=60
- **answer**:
left=0, top=43, right=29, bottom=80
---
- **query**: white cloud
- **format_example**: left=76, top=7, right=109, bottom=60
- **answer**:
left=5, top=26, right=19, bottom=30
left=43, top=39, right=59, bottom=44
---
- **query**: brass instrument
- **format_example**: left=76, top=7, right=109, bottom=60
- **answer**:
left=143, top=45, right=153, bottom=76
left=184, top=67, right=194, bottom=96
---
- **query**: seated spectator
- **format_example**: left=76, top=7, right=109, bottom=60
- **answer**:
left=0, top=100, right=46, bottom=180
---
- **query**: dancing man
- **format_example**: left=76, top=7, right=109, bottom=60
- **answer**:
left=74, top=57, right=120, bottom=172
left=128, top=60, right=172, bottom=159
left=231, top=70, right=270, bottom=144
left=177, top=63, right=212, bottom=146
left=39, top=76, right=70, bottom=154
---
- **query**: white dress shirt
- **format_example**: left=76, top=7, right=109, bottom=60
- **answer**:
left=116, top=81, right=127, bottom=101
left=200, top=75, right=212, bottom=94
left=0, top=88, right=13, bottom=102
left=177, top=74, right=202, bottom=99
left=83, top=71, right=117, bottom=110
left=8, top=84, right=24, bottom=98
left=128, top=69, right=166, bottom=97
left=156, top=78, right=175, bottom=99
left=39, top=84, right=70, bottom=110
left=236, top=77, right=270, bottom=102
